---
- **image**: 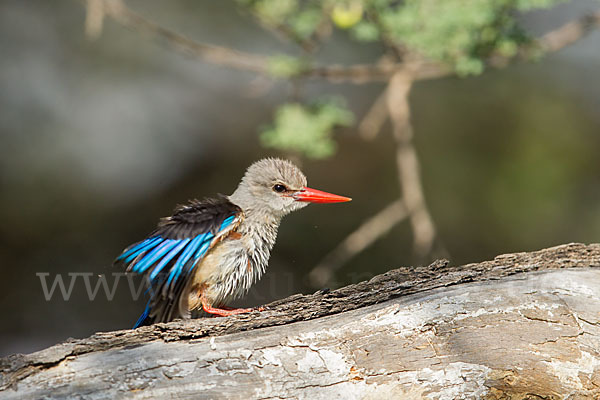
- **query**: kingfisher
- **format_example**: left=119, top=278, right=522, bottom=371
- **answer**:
left=115, top=158, right=351, bottom=327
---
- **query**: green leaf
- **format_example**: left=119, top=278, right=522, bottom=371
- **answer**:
left=253, top=0, right=298, bottom=24
left=497, top=39, right=518, bottom=57
left=267, top=55, right=306, bottom=78
left=351, top=21, right=380, bottom=42
left=260, top=99, right=354, bottom=159
left=455, top=57, right=484, bottom=76
left=289, top=8, right=322, bottom=39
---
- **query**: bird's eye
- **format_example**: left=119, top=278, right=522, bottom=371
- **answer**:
left=273, top=184, right=287, bottom=193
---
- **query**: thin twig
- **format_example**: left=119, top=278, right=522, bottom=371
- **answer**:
left=387, top=69, right=437, bottom=259
left=538, top=11, right=600, bottom=52
left=358, top=87, right=388, bottom=140
left=310, top=7, right=334, bottom=50
left=308, top=199, right=408, bottom=288
left=246, top=16, right=317, bottom=53
left=84, top=0, right=106, bottom=39
left=304, top=59, right=402, bottom=83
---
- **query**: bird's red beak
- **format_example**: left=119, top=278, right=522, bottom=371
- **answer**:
left=293, top=186, right=352, bottom=204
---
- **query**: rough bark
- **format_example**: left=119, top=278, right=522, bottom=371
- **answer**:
left=1, top=243, right=600, bottom=399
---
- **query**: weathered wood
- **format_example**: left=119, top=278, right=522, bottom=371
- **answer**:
left=1, top=243, right=600, bottom=399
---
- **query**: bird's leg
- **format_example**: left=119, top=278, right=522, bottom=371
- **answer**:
left=200, top=294, right=256, bottom=317
left=214, top=305, right=237, bottom=311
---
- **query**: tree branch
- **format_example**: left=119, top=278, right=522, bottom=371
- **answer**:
left=358, top=87, right=389, bottom=140
left=84, top=0, right=105, bottom=39
left=80, top=1, right=600, bottom=83
left=2, top=244, right=600, bottom=398
left=537, top=10, right=600, bottom=53
left=309, top=68, right=441, bottom=284
left=387, top=70, right=438, bottom=259
left=82, top=0, right=270, bottom=73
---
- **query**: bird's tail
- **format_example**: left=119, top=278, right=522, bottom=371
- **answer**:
left=132, top=276, right=190, bottom=328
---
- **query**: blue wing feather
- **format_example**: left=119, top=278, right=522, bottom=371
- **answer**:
left=133, top=240, right=178, bottom=273
left=149, top=238, right=190, bottom=281
left=194, top=239, right=213, bottom=261
left=119, top=236, right=162, bottom=262
left=165, top=235, right=204, bottom=286
left=171, top=234, right=205, bottom=272
left=221, top=215, right=235, bottom=229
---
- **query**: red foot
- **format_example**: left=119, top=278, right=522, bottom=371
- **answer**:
left=201, top=301, right=263, bottom=317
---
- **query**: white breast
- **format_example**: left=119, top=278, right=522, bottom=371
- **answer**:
left=190, top=218, right=279, bottom=307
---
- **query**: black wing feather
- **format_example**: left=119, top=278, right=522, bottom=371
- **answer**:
left=154, top=195, right=242, bottom=240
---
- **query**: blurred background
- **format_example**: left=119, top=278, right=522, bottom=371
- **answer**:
left=1, top=0, right=599, bottom=357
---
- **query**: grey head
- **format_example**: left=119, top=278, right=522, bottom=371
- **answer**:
left=229, top=158, right=309, bottom=219
left=229, top=158, right=351, bottom=222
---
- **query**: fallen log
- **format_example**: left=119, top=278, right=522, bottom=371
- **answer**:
left=1, top=243, right=599, bottom=399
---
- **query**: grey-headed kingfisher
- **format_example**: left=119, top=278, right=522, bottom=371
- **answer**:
left=115, top=158, right=351, bottom=327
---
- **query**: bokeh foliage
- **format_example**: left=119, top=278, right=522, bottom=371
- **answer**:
left=238, top=0, right=564, bottom=158
left=260, top=99, right=354, bottom=159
